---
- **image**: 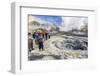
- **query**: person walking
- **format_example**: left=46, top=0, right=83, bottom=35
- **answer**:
left=28, top=33, right=34, bottom=52
left=32, top=32, right=36, bottom=39
left=45, top=32, right=48, bottom=40
left=48, top=33, right=51, bottom=39
left=38, top=34, right=44, bottom=51
left=35, top=32, right=39, bottom=44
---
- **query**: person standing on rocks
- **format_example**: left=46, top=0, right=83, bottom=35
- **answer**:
left=45, top=32, right=48, bottom=40
left=38, top=34, right=44, bottom=51
left=28, top=33, right=34, bottom=52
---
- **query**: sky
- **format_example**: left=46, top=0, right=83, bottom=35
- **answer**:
left=61, top=17, right=88, bottom=31
left=34, top=15, right=63, bottom=25
left=30, top=15, right=88, bottom=31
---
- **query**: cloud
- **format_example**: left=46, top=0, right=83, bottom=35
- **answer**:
left=34, top=15, right=63, bottom=25
left=60, top=17, right=88, bottom=31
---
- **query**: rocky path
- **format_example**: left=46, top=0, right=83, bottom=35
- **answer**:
left=29, top=35, right=88, bottom=60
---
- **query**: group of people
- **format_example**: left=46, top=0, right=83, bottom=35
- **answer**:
left=28, top=31, right=51, bottom=52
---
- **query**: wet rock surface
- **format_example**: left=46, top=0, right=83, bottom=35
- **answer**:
left=55, top=36, right=88, bottom=51
left=28, top=35, right=88, bottom=60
